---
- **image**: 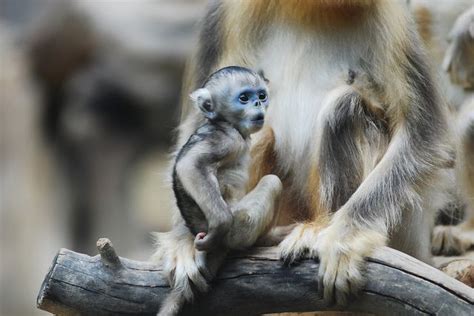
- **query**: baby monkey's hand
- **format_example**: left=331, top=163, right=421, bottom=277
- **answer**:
left=194, top=215, right=233, bottom=251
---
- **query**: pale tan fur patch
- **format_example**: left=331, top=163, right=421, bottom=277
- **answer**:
left=413, top=5, right=433, bottom=49
left=307, top=163, right=325, bottom=222
left=279, top=220, right=330, bottom=262
left=316, top=218, right=387, bottom=304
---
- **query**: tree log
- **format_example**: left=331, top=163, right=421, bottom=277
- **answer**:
left=37, top=240, right=474, bottom=315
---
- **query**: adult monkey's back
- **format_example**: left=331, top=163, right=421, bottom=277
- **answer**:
left=152, top=0, right=453, bottom=310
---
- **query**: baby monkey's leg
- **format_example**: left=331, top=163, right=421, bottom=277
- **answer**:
left=198, top=174, right=283, bottom=281
left=226, top=174, right=282, bottom=249
left=157, top=175, right=281, bottom=316
left=255, top=224, right=298, bottom=247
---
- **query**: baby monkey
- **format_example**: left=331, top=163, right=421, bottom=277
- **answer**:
left=159, top=66, right=282, bottom=316
left=172, top=66, right=281, bottom=253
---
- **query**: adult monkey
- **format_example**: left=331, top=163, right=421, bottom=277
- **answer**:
left=410, top=0, right=474, bottom=256
left=153, top=0, right=452, bottom=308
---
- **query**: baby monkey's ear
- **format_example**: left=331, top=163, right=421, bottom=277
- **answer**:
left=190, top=88, right=217, bottom=120
left=258, top=69, right=270, bottom=84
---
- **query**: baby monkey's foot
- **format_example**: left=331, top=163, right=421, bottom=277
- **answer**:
left=194, top=231, right=212, bottom=251
left=196, top=232, right=207, bottom=240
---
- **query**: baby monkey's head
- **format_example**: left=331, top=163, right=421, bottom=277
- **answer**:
left=190, top=66, right=269, bottom=137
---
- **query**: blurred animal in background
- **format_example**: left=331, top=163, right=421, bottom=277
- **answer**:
left=1, top=1, right=208, bottom=314
left=23, top=0, right=205, bottom=254
left=157, top=66, right=282, bottom=316
left=0, top=22, right=67, bottom=316
left=410, top=0, right=474, bottom=256
left=153, top=0, right=453, bottom=307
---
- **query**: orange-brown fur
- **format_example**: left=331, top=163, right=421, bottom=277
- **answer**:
left=248, top=126, right=277, bottom=190
left=248, top=0, right=377, bottom=26
left=249, top=126, right=317, bottom=226
left=223, top=0, right=417, bottom=240
left=307, top=164, right=328, bottom=224
left=413, top=6, right=433, bottom=49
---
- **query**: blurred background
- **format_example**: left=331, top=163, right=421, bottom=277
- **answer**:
left=0, top=0, right=206, bottom=314
left=1, top=1, right=473, bottom=315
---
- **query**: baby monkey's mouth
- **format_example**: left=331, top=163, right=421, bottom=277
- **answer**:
left=251, top=113, right=265, bottom=124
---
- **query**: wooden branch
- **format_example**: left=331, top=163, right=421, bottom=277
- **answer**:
left=96, top=238, right=122, bottom=269
left=37, top=240, right=474, bottom=315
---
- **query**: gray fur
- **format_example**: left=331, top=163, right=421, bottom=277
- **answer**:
left=173, top=66, right=270, bottom=250
left=346, top=44, right=450, bottom=236
left=159, top=67, right=281, bottom=316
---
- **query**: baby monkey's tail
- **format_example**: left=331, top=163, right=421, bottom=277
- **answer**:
left=157, top=289, right=187, bottom=316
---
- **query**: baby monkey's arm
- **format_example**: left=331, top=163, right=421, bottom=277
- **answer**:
left=175, top=132, right=238, bottom=251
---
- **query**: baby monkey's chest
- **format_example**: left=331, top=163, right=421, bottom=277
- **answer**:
left=217, top=149, right=250, bottom=203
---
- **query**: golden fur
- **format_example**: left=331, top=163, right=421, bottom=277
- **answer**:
left=154, top=1, right=452, bottom=311
left=413, top=6, right=433, bottom=49
left=220, top=1, right=417, bottom=227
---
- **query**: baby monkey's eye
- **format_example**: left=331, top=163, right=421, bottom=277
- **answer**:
left=239, top=94, right=249, bottom=103
left=258, top=92, right=267, bottom=101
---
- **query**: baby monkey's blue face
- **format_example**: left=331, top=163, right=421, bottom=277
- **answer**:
left=229, top=85, right=269, bottom=135
left=190, top=66, right=270, bottom=138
